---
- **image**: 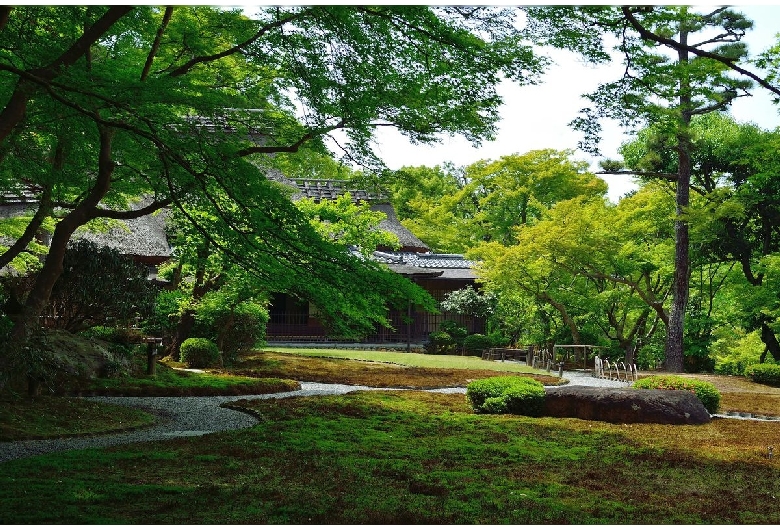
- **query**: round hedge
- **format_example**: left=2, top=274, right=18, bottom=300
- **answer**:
left=744, top=363, right=780, bottom=387
left=466, top=376, right=546, bottom=416
left=632, top=375, right=721, bottom=414
left=180, top=337, right=221, bottom=369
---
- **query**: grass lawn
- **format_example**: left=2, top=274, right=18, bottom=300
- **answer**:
left=2, top=347, right=780, bottom=523
left=234, top=349, right=563, bottom=388
left=83, top=361, right=300, bottom=397
left=1, top=389, right=779, bottom=524
left=262, top=346, right=543, bottom=372
left=0, top=397, right=156, bottom=442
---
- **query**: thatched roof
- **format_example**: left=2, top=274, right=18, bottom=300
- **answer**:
left=1, top=194, right=171, bottom=264
left=75, top=197, right=171, bottom=264
left=370, top=203, right=429, bottom=253
left=2, top=178, right=473, bottom=282
left=265, top=175, right=430, bottom=253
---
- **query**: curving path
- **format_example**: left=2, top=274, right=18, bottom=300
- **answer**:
left=0, top=372, right=632, bottom=464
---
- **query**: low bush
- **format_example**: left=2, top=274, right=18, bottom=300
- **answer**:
left=194, top=296, right=269, bottom=366
left=744, top=363, right=780, bottom=387
left=81, top=326, right=143, bottom=345
left=180, top=338, right=221, bottom=369
left=633, top=375, right=721, bottom=414
left=439, top=320, right=468, bottom=344
left=424, top=331, right=456, bottom=355
left=214, top=302, right=268, bottom=366
left=462, top=334, right=494, bottom=356
left=466, top=376, right=546, bottom=416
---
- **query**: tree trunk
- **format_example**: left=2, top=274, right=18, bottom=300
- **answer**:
left=2, top=128, right=115, bottom=395
left=664, top=28, right=692, bottom=373
left=171, top=309, right=196, bottom=361
left=9, top=128, right=115, bottom=344
left=760, top=323, right=780, bottom=362
left=541, top=293, right=581, bottom=344
left=169, top=243, right=219, bottom=360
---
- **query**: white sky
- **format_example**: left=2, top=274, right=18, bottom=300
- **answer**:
left=367, top=5, right=780, bottom=203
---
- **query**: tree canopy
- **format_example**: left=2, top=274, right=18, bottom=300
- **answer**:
left=0, top=6, right=550, bottom=354
left=383, top=149, right=606, bottom=253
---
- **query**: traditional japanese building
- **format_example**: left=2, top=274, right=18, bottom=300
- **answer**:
left=265, top=178, right=483, bottom=343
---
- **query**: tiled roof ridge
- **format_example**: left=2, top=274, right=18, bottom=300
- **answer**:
left=291, top=178, right=387, bottom=203
left=373, top=251, right=475, bottom=269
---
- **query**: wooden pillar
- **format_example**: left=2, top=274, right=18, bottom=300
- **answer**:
left=146, top=341, right=157, bottom=375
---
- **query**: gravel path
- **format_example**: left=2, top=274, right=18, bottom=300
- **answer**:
left=0, top=371, right=628, bottom=464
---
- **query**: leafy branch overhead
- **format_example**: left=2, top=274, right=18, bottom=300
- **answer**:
left=0, top=6, right=548, bottom=345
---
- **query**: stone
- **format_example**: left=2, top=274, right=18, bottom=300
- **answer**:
left=543, top=385, right=711, bottom=425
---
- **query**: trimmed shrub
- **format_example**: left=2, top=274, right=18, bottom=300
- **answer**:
left=180, top=338, right=220, bottom=369
left=424, top=331, right=456, bottom=355
left=216, top=302, right=268, bottom=366
left=463, top=334, right=494, bottom=356
left=744, top=363, right=780, bottom=387
left=466, top=376, right=546, bottom=416
left=632, top=375, right=721, bottom=414
left=439, top=320, right=468, bottom=345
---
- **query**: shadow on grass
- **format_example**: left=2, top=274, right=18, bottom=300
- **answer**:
left=1, top=390, right=778, bottom=524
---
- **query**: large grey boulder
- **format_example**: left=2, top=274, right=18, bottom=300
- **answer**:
left=544, top=385, right=711, bottom=425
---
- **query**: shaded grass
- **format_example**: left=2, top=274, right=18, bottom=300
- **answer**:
left=0, top=361, right=298, bottom=441
left=1, top=391, right=779, bottom=524
left=81, top=362, right=300, bottom=397
left=720, top=392, right=780, bottom=416
left=0, top=396, right=156, bottom=441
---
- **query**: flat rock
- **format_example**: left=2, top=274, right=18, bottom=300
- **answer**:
left=544, top=385, right=711, bottom=425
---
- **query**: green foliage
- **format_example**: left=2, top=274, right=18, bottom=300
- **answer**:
left=0, top=214, right=53, bottom=275
left=466, top=375, right=546, bottom=416
left=424, top=322, right=470, bottom=355
left=462, top=334, right=495, bottom=356
left=1, top=5, right=545, bottom=362
left=80, top=326, right=143, bottom=347
left=0, top=314, right=12, bottom=342
left=146, top=290, right=189, bottom=338
left=636, top=337, right=666, bottom=371
left=4, top=329, right=135, bottom=395
left=180, top=338, right=221, bottom=369
left=632, top=375, right=721, bottom=414
left=440, top=286, right=496, bottom=318
left=439, top=320, right=468, bottom=345
left=296, top=193, right=399, bottom=257
left=470, top=187, right=675, bottom=355
left=462, top=149, right=607, bottom=245
left=386, top=150, right=606, bottom=252
left=712, top=329, right=764, bottom=375
left=47, top=240, right=156, bottom=332
left=424, top=331, right=456, bottom=355
left=744, top=363, right=780, bottom=387
left=195, top=298, right=268, bottom=366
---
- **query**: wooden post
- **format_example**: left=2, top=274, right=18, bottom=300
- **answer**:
left=406, top=300, right=412, bottom=353
left=146, top=341, right=156, bottom=375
